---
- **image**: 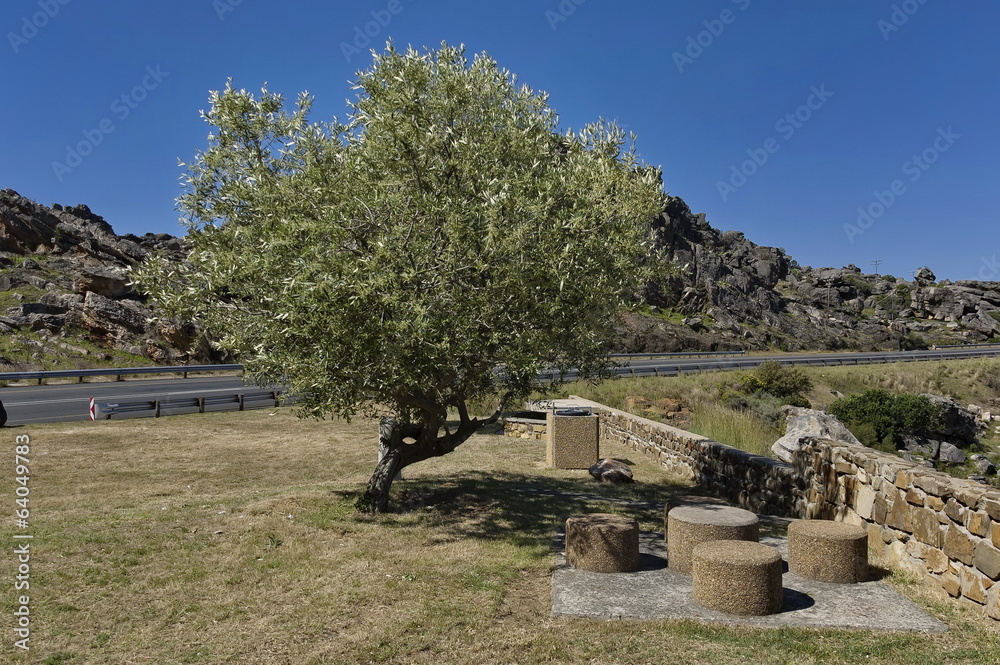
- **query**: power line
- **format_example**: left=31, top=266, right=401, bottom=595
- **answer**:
left=871, top=259, right=883, bottom=277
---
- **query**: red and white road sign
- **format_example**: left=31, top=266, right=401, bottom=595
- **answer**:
left=89, top=397, right=96, bottom=421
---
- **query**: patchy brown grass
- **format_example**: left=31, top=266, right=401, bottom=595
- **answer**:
left=2, top=409, right=999, bottom=664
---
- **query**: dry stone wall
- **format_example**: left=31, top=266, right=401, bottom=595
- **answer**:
left=793, top=438, right=1000, bottom=619
left=503, top=418, right=546, bottom=440
left=583, top=401, right=1000, bottom=621
left=598, top=408, right=806, bottom=517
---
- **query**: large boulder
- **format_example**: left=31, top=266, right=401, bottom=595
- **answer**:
left=772, top=406, right=862, bottom=463
left=921, top=394, right=982, bottom=443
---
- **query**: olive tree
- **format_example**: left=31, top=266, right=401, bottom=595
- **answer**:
left=136, top=43, right=665, bottom=512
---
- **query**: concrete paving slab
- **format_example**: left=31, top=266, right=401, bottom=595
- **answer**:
left=552, top=531, right=948, bottom=633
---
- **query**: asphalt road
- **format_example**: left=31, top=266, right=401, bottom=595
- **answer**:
left=612, top=346, right=1000, bottom=377
left=3, top=346, right=1000, bottom=426
left=0, top=376, right=266, bottom=426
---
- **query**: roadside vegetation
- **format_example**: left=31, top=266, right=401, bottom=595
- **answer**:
left=3, top=410, right=999, bottom=664
left=565, top=358, right=1000, bottom=465
left=828, top=389, right=944, bottom=453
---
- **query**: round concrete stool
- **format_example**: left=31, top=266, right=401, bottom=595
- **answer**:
left=565, top=513, right=640, bottom=573
left=788, top=520, right=868, bottom=583
left=692, top=540, right=784, bottom=616
left=667, top=504, right=759, bottom=574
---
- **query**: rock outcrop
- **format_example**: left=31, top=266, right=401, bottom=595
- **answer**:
left=772, top=406, right=862, bottom=464
left=5, top=187, right=1000, bottom=369
left=620, top=196, right=1000, bottom=352
left=0, top=188, right=216, bottom=369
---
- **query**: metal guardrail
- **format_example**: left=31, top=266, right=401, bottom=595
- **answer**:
left=91, top=390, right=284, bottom=420
left=540, top=347, right=1000, bottom=381
left=1, top=364, right=244, bottom=385
left=609, top=350, right=747, bottom=359
left=4, top=343, right=995, bottom=386
left=930, top=343, right=1000, bottom=349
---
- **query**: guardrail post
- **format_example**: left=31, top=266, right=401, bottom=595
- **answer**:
left=183, top=370, right=189, bottom=379
left=271, top=391, right=279, bottom=407
left=37, top=377, right=43, bottom=386
left=197, top=397, right=205, bottom=414
left=116, top=374, right=123, bottom=382
left=154, top=400, right=161, bottom=417
left=78, top=375, right=84, bottom=383
left=238, top=394, right=245, bottom=411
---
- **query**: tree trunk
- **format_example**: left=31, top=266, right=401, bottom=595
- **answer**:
left=359, top=417, right=406, bottom=513
left=357, top=399, right=509, bottom=513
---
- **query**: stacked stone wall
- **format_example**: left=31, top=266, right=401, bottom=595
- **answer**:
left=597, top=408, right=805, bottom=517
left=587, top=401, right=1000, bottom=621
left=794, top=438, right=1000, bottom=619
left=503, top=418, right=546, bottom=440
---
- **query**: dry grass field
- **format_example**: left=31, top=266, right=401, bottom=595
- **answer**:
left=2, top=408, right=1000, bottom=664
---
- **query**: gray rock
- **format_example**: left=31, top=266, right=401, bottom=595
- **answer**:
left=937, top=442, right=966, bottom=465
left=921, top=394, right=982, bottom=443
left=73, top=267, right=129, bottom=298
left=970, top=454, right=996, bottom=475
left=899, top=435, right=941, bottom=458
left=772, top=406, right=862, bottom=463
left=588, top=458, right=634, bottom=484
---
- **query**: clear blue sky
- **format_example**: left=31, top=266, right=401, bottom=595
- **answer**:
left=2, top=0, right=997, bottom=280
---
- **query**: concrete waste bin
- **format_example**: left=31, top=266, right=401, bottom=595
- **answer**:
left=546, top=408, right=599, bottom=469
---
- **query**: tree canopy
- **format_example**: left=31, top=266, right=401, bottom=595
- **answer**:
left=135, top=43, right=665, bottom=511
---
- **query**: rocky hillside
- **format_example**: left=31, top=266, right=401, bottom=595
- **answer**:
left=0, top=189, right=219, bottom=370
left=3, top=188, right=1000, bottom=370
left=620, top=196, right=1000, bottom=352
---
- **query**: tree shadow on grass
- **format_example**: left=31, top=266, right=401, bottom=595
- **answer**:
left=369, top=471, right=696, bottom=550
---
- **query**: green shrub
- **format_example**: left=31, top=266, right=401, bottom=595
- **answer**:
left=828, top=388, right=943, bottom=450
left=849, top=421, right=886, bottom=451
left=843, top=274, right=874, bottom=298
left=900, top=332, right=928, bottom=351
left=737, top=361, right=813, bottom=403
left=724, top=392, right=786, bottom=429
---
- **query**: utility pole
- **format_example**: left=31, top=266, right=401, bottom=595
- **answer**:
left=871, top=259, right=882, bottom=277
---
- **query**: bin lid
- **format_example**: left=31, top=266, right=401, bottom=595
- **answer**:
left=554, top=408, right=591, bottom=416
